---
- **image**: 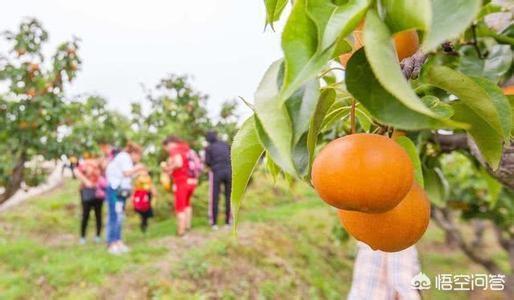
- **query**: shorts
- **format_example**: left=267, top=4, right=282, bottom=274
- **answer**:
left=173, top=182, right=196, bottom=213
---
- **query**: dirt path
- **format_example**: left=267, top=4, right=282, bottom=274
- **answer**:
left=97, top=229, right=220, bottom=299
left=0, top=161, right=64, bottom=214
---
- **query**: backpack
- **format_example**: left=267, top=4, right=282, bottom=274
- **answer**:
left=133, top=190, right=151, bottom=212
left=186, top=149, right=203, bottom=179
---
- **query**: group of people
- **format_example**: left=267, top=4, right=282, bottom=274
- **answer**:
left=73, top=131, right=232, bottom=255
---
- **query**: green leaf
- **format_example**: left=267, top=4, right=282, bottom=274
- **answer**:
left=254, top=114, right=294, bottom=175
left=281, top=0, right=369, bottom=102
left=254, top=60, right=296, bottom=175
left=423, top=166, right=448, bottom=207
left=476, top=22, right=514, bottom=46
left=452, top=102, right=503, bottom=169
left=346, top=49, right=461, bottom=130
left=307, top=88, right=336, bottom=170
left=471, top=77, right=512, bottom=139
left=480, top=168, right=502, bottom=208
left=422, top=0, right=481, bottom=52
left=291, top=132, right=310, bottom=177
left=363, top=10, right=439, bottom=118
left=306, top=0, right=370, bottom=50
left=382, top=0, right=431, bottom=33
left=230, top=116, right=264, bottom=227
left=477, top=3, right=503, bottom=19
left=320, top=99, right=351, bottom=130
left=421, top=95, right=454, bottom=119
left=424, top=66, right=510, bottom=139
left=458, top=45, right=513, bottom=82
left=285, top=79, right=320, bottom=144
left=264, top=152, right=281, bottom=183
left=355, top=107, right=372, bottom=132
left=479, top=45, right=512, bottom=80
left=264, top=0, right=288, bottom=28
left=332, top=37, right=352, bottom=59
left=395, top=136, right=424, bottom=187
left=508, top=95, right=514, bottom=137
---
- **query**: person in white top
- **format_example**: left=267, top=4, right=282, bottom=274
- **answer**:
left=105, top=142, right=145, bottom=255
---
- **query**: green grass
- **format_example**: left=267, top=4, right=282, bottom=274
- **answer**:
left=0, top=171, right=509, bottom=299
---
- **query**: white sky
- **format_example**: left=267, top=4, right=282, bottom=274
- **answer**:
left=1, top=0, right=286, bottom=119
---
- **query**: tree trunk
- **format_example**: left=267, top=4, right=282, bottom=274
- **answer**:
left=471, top=220, right=486, bottom=249
left=441, top=208, right=459, bottom=249
left=444, top=231, right=459, bottom=250
left=494, top=226, right=514, bottom=299
left=0, top=152, right=26, bottom=204
left=468, top=139, right=514, bottom=190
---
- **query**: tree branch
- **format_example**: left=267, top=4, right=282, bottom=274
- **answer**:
left=471, top=23, right=484, bottom=59
left=432, top=133, right=469, bottom=153
left=431, top=206, right=503, bottom=275
left=468, top=138, right=514, bottom=190
left=431, top=132, right=514, bottom=190
left=493, top=226, right=514, bottom=272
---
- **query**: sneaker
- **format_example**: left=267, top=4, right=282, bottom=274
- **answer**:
left=211, top=225, right=219, bottom=231
left=118, top=242, right=130, bottom=253
left=224, top=224, right=232, bottom=230
left=79, top=238, right=86, bottom=245
left=94, top=236, right=102, bottom=244
left=108, top=244, right=121, bottom=255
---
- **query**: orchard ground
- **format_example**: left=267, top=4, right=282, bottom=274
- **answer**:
left=0, top=171, right=508, bottom=299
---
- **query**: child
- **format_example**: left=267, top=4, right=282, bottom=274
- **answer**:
left=132, top=167, right=156, bottom=233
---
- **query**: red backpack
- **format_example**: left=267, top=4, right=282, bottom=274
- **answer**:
left=133, top=190, right=151, bottom=212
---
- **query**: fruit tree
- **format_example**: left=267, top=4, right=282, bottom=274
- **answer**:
left=0, top=18, right=81, bottom=203
left=231, top=0, right=514, bottom=296
left=128, top=74, right=240, bottom=176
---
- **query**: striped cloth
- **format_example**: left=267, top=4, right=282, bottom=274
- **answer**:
left=348, top=242, right=422, bottom=300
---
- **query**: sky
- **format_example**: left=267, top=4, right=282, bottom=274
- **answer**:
left=1, top=0, right=286, bottom=119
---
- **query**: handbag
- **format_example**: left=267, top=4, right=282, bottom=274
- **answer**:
left=80, top=187, right=97, bottom=203
left=116, top=188, right=132, bottom=199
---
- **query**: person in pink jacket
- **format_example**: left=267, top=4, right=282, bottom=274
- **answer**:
left=75, top=157, right=107, bottom=244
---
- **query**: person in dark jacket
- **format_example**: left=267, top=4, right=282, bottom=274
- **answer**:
left=204, top=131, right=232, bottom=229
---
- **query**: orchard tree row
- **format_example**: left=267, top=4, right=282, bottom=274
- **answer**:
left=0, top=18, right=239, bottom=203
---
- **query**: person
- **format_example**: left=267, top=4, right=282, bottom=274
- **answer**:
left=74, top=157, right=107, bottom=244
left=348, top=242, right=422, bottom=300
left=132, top=168, right=156, bottom=233
left=62, top=154, right=79, bottom=178
left=98, top=142, right=119, bottom=170
left=185, top=145, right=202, bottom=231
left=162, top=136, right=198, bottom=236
left=105, top=142, right=145, bottom=254
left=204, top=131, right=232, bottom=230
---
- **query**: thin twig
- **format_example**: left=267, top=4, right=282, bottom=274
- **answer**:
left=471, top=23, right=483, bottom=59
left=318, top=67, right=346, bottom=78
left=350, top=99, right=356, bottom=134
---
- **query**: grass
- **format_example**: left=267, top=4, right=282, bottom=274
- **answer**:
left=0, top=171, right=509, bottom=299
